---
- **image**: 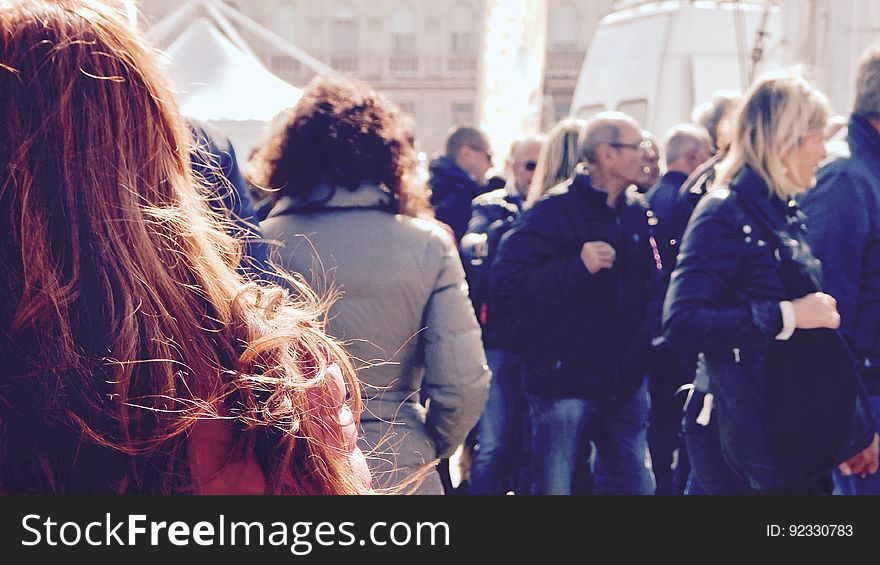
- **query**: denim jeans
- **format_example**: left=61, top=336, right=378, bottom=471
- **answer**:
left=682, top=389, right=751, bottom=495
left=833, top=394, right=880, bottom=495
left=646, top=344, right=694, bottom=495
left=526, top=379, right=654, bottom=495
left=470, top=349, right=525, bottom=495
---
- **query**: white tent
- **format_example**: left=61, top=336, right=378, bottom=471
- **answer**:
left=164, top=17, right=302, bottom=162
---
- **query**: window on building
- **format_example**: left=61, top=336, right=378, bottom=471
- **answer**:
left=271, top=54, right=301, bottom=75
left=332, top=4, right=358, bottom=54
left=273, top=1, right=297, bottom=42
left=451, top=102, right=474, bottom=126
left=449, top=3, right=475, bottom=55
left=549, top=2, right=579, bottom=52
left=554, top=100, right=571, bottom=123
left=391, top=3, right=416, bottom=55
left=576, top=103, right=606, bottom=120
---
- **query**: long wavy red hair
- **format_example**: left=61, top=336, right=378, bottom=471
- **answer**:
left=0, top=0, right=365, bottom=494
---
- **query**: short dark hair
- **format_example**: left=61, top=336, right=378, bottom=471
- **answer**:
left=854, top=44, right=880, bottom=120
left=445, top=125, right=489, bottom=157
left=247, top=73, right=429, bottom=217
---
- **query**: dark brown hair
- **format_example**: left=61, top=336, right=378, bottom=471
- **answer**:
left=0, top=0, right=366, bottom=494
left=247, top=73, right=430, bottom=218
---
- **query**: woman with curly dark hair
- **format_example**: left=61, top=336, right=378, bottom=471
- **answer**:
left=251, top=74, right=490, bottom=494
left=0, top=0, right=369, bottom=494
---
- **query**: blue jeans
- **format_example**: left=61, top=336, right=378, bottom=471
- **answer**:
left=833, top=394, right=880, bottom=495
left=526, top=379, right=654, bottom=495
left=471, top=349, right=524, bottom=495
left=682, top=389, right=752, bottom=495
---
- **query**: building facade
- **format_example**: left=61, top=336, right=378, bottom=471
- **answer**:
left=139, top=0, right=612, bottom=156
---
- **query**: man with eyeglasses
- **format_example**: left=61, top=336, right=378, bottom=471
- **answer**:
left=429, top=125, right=495, bottom=243
left=491, top=112, right=658, bottom=495
left=634, top=132, right=662, bottom=193
left=461, top=135, right=545, bottom=495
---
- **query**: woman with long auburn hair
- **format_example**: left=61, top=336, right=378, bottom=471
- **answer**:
left=0, top=0, right=369, bottom=494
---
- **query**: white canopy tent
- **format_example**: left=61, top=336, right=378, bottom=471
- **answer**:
left=163, top=17, right=303, bottom=163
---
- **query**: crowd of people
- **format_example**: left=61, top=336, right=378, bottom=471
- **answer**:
left=1, top=0, right=879, bottom=496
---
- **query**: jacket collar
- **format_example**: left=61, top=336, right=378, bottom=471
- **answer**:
left=429, top=155, right=477, bottom=185
left=660, top=170, right=689, bottom=186
left=570, top=166, right=628, bottom=211
left=267, top=184, right=393, bottom=218
left=730, top=165, right=800, bottom=229
left=848, top=114, right=880, bottom=162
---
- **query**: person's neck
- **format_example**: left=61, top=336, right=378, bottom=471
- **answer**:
left=870, top=118, right=880, bottom=135
left=589, top=169, right=626, bottom=207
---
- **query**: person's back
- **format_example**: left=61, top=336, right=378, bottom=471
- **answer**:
left=252, top=75, right=489, bottom=494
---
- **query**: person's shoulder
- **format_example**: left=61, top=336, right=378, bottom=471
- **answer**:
left=690, top=185, right=739, bottom=222
left=472, top=187, right=511, bottom=208
left=407, top=215, right=457, bottom=247
left=810, top=157, right=874, bottom=205
left=524, top=185, right=572, bottom=221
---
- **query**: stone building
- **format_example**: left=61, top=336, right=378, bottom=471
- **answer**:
left=139, top=0, right=613, bottom=155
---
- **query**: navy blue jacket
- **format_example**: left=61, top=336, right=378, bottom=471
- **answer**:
left=646, top=171, right=690, bottom=288
left=428, top=155, right=483, bottom=243
left=463, top=188, right=524, bottom=348
left=189, top=121, right=271, bottom=279
left=665, top=166, right=876, bottom=492
left=491, top=170, right=659, bottom=401
left=799, top=115, right=880, bottom=383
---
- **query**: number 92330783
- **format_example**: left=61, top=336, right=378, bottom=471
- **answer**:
left=766, top=524, right=853, bottom=537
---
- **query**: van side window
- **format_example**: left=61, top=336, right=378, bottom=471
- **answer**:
left=616, top=99, right=648, bottom=127
left=576, top=104, right=606, bottom=120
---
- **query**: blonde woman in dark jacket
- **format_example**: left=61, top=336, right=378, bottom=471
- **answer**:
left=663, top=71, right=878, bottom=494
left=251, top=74, right=490, bottom=494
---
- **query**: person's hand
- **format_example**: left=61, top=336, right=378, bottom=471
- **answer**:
left=791, top=292, right=841, bottom=330
left=580, top=241, right=616, bottom=274
left=839, top=433, right=880, bottom=479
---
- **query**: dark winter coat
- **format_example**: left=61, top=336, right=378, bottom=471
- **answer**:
left=491, top=169, right=660, bottom=401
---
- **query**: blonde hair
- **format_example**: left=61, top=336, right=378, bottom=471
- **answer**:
left=526, top=118, right=585, bottom=206
left=716, top=71, right=830, bottom=199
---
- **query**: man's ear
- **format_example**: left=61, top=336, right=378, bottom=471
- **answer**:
left=596, top=142, right=613, bottom=166
left=455, top=145, right=471, bottom=166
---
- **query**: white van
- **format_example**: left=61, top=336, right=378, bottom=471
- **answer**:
left=569, top=1, right=783, bottom=137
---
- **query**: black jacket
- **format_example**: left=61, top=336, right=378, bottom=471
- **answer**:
left=462, top=187, right=523, bottom=348
left=799, top=115, right=880, bottom=390
left=663, top=166, right=876, bottom=491
left=490, top=170, right=660, bottom=401
left=429, top=156, right=483, bottom=243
